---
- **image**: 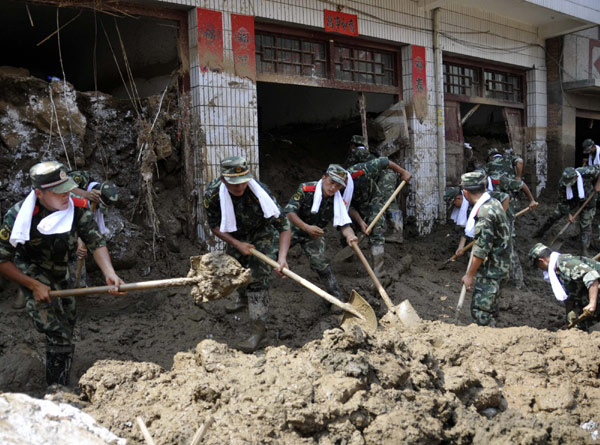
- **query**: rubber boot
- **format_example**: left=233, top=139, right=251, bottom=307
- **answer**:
left=317, top=267, right=342, bottom=299
left=46, top=345, right=74, bottom=386
left=236, top=320, right=266, bottom=353
left=12, top=288, right=25, bottom=310
left=225, top=291, right=247, bottom=313
left=371, top=244, right=385, bottom=278
left=581, top=228, right=592, bottom=257
left=386, top=210, right=404, bottom=244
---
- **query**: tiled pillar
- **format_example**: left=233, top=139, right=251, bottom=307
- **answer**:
left=526, top=66, right=548, bottom=197
left=401, top=44, right=441, bottom=235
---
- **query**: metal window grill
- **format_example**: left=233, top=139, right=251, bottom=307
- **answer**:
left=334, top=45, right=394, bottom=85
left=484, top=70, right=522, bottom=102
left=255, top=33, right=326, bottom=78
left=443, top=63, right=479, bottom=96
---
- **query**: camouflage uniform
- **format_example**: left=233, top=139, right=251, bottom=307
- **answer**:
left=347, top=157, right=391, bottom=247
left=470, top=197, right=511, bottom=326
left=0, top=199, right=105, bottom=348
left=543, top=165, right=600, bottom=253
left=486, top=153, right=522, bottom=179
left=204, top=178, right=290, bottom=322
left=553, top=254, right=600, bottom=330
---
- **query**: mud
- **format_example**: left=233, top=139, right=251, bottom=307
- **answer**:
left=1, top=70, right=600, bottom=444
left=188, top=252, right=252, bottom=303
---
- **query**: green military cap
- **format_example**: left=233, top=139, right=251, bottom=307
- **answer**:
left=444, top=187, right=462, bottom=203
left=487, top=147, right=501, bottom=158
left=350, top=135, right=366, bottom=147
left=460, top=170, right=487, bottom=188
left=221, top=156, right=253, bottom=185
left=92, top=181, right=118, bottom=206
left=559, top=167, right=578, bottom=187
left=325, top=164, right=348, bottom=187
left=30, top=161, right=78, bottom=193
left=583, top=139, right=595, bottom=154
left=528, top=242, right=551, bottom=266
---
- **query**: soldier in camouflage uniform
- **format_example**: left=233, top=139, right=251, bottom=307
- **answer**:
left=529, top=243, right=600, bottom=331
left=487, top=171, right=539, bottom=288
left=485, top=147, right=523, bottom=180
left=345, top=135, right=405, bottom=243
left=347, top=157, right=412, bottom=277
left=285, top=165, right=358, bottom=303
left=204, top=156, right=291, bottom=353
left=460, top=171, right=511, bottom=326
left=582, top=139, right=600, bottom=166
left=0, top=161, right=124, bottom=386
left=535, top=165, right=600, bottom=256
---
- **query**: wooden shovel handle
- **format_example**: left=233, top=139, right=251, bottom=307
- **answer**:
left=365, top=180, right=407, bottom=235
left=249, top=248, right=365, bottom=320
left=49, top=277, right=199, bottom=298
left=349, top=242, right=395, bottom=312
left=456, top=248, right=475, bottom=316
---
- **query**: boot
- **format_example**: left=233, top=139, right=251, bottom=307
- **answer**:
left=12, top=288, right=25, bottom=310
left=317, top=268, right=341, bottom=298
left=371, top=245, right=385, bottom=278
left=386, top=210, right=404, bottom=244
left=581, top=229, right=592, bottom=257
left=236, top=320, right=266, bottom=353
left=46, top=345, right=74, bottom=386
left=225, top=291, right=247, bottom=313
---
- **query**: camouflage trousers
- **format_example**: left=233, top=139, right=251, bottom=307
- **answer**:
left=377, top=169, right=400, bottom=214
left=549, top=206, right=595, bottom=232
left=225, top=226, right=279, bottom=322
left=290, top=226, right=330, bottom=272
left=21, top=269, right=76, bottom=348
left=353, top=196, right=386, bottom=247
left=508, top=219, right=523, bottom=287
left=471, top=276, right=504, bottom=326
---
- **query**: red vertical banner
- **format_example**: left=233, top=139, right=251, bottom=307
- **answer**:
left=197, top=8, right=223, bottom=72
left=231, top=14, right=256, bottom=82
left=412, top=45, right=428, bottom=123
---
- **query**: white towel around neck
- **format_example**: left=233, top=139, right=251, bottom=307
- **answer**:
left=219, top=179, right=280, bottom=233
left=565, top=170, right=585, bottom=200
left=589, top=146, right=600, bottom=166
left=544, top=252, right=568, bottom=301
left=487, top=176, right=494, bottom=191
left=464, top=192, right=491, bottom=238
left=450, top=191, right=469, bottom=227
left=9, top=190, right=75, bottom=247
left=86, top=182, right=108, bottom=235
left=310, top=176, right=353, bottom=227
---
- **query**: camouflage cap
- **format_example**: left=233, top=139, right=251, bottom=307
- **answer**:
left=559, top=167, right=578, bottom=187
left=583, top=139, right=595, bottom=154
left=444, top=187, right=462, bottom=203
left=325, top=164, right=348, bottom=187
left=487, top=147, right=501, bottom=158
left=460, top=170, right=487, bottom=188
left=350, top=135, right=366, bottom=147
left=528, top=242, right=551, bottom=266
left=92, top=181, right=118, bottom=206
left=30, top=161, right=78, bottom=193
left=221, top=156, right=253, bottom=185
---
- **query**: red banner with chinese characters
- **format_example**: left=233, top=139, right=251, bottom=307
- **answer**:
left=412, top=45, right=428, bottom=123
left=197, top=8, right=223, bottom=72
left=324, top=10, right=358, bottom=36
left=231, top=14, right=256, bottom=82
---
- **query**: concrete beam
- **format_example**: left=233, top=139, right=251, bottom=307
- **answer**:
left=417, top=0, right=451, bottom=11
left=539, top=18, right=593, bottom=39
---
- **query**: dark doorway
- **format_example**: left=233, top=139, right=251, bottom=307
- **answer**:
left=576, top=117, right=600, bottom=167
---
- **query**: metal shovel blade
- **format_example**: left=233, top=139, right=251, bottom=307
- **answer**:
left=341, top=289, right=378, bottom=333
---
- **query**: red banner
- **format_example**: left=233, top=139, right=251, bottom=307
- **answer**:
left=197, top=8, right=223, bottom=72
left=412, top=45, right=428, bottom=123
left=324, top=10, right=358, bottom=36
left=231, top=14, right=256, bottom=82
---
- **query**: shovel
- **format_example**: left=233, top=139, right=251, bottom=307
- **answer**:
left=335, top=180, right=407, bottom=263
left=49, top=277, right=206, bottom=298
left=249, top=248, right=378, bottom=333
left=549, top=191, right=596, bottom=250
left=454, top=248, right=475, bottom=323
left=567, top=309, right=594, bottom=329
left=439, top=206, right=532, bottom=270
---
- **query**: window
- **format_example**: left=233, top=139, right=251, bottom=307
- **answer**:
left=334, top=45, right=394, bottom=86
left=256, top=34, right=326, bottom=78
left=484, top=70, right=522, bottom=102
left=443, top=63, right=479, bottom=96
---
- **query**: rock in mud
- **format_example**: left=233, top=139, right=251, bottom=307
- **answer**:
left=187, top=252, right=251, bottom=303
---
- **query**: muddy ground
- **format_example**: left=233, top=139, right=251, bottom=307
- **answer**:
left=1, top=71, right=600, bottom=444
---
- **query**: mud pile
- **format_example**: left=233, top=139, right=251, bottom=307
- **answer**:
left=78, top=316, right=600, bottom=444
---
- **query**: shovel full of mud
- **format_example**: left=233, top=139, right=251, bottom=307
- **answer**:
left=49, top=252, right=252, bottom=303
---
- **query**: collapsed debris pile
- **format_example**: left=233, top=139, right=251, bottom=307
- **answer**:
left=77, top=317, right=600, bottom=444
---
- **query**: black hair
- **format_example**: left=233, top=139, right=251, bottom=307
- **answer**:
left=462, top=184, right=485, bottom=194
